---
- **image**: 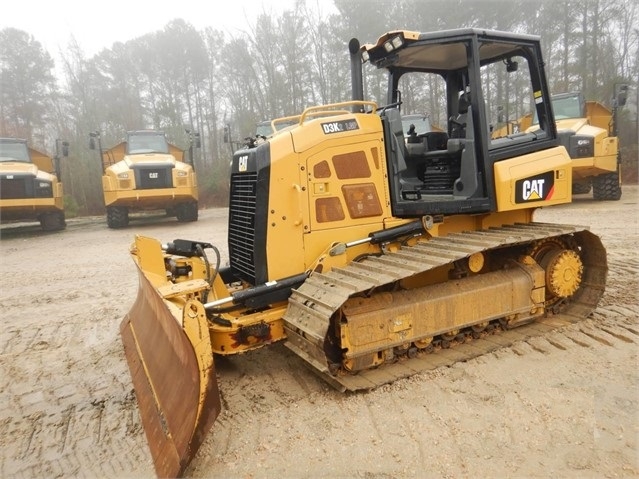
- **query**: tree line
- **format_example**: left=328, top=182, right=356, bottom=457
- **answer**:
left=1, top=0, right=637, bottom=215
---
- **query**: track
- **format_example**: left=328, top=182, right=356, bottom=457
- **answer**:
left=283, top=222, right=606, bottom=391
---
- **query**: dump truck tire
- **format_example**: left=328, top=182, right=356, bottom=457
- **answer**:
left=176, top=202, right=198, bottom=222
left=572, top=182, right=591, bottom=195
left=40, top=211, right=66, bottom=231
left=106, top=206, right=129, bottom=228
left=593, top=171, right=621, bottom=201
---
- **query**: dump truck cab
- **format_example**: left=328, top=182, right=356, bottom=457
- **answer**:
left=255, top=117, right=301, bottom=139
left=255, top=120, right=273, bottom=138
left=90, top=129, right=199, bottom=228
left=0, top=137, right=68, bottom=231
left=401, top=113, right=434, bottom=136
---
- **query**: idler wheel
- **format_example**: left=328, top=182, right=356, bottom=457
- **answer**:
left=538, top=249, right=583, bottom=298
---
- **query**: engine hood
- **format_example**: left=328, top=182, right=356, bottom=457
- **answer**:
left=0, top=161, right=56, bottom=181
left=124, top=153, right=177, bottom=167
left=555, top=117, right=588, bottom=132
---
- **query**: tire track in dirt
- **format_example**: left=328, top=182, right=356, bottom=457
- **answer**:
left=1, top=210, right=229, bottom=478
left=190, top=306, right=638, bottom=478
left=0, top=389, right=152, bottom=478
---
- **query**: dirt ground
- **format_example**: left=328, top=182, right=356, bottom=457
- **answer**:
left=1, top=187, right=637, bottom=479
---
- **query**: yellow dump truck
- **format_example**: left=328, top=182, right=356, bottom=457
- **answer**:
left=0, top=137, right=68, bottom=231
left=89, top=130, right=199, bottom=228
left=549, top=89, right=627, bottom=200
left=493, top=86, right=628, bottom=200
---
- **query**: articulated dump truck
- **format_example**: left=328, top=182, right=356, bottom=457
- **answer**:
left=0, top=137, right=68, bottom=231
left=120, top=29, right=607, bottom=477
left=544, top=89, right=627, bottom=200
left=89, top=130, right=199, bottom=228
left=493, top=86, right=629, bottom=201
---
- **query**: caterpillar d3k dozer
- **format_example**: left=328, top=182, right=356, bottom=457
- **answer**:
left=120, top=29, right=607, bottom=477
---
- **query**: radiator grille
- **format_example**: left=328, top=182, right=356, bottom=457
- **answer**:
left=134, top=165, right=173, bottom=189
left=0, top=176, right=34, bottom=199
left=228, top=172, right=258, bottom=284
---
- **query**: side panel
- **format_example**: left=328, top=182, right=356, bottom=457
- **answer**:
left=29, top=148, right=55, bottom=174
left=306, top=143, right=388, bottom=231
left=493, top=146, right=572, bottom=211
left=585, top=100, right=613, bottom=131
left=263, top=134, right=306, bottom=282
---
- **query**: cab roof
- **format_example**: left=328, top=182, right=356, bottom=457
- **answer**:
left=361, top=28, right=541, bottom=71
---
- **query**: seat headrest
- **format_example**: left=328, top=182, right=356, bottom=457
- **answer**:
left=458, top=92, right=471, bottom=114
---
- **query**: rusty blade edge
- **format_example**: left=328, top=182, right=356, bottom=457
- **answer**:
left=120, top=265, right=221, bottom=478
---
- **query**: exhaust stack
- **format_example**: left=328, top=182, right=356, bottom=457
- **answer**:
left=349, top=38, right=364, bottom=111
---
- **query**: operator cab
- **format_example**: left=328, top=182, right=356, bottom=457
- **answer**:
left=126, top=130, right=170, bottom=155
left=0, top=138, right=31, bottom=163
left=358, top=29, right=559, bottom=217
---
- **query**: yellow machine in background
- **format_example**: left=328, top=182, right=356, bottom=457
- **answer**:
left=89, top=130, right=199, bottom=228
left=493, top=86, right=629, bottom=200
left=0, top=137, right=68, bottom=231
left=120, top=29, right=607, bottom=477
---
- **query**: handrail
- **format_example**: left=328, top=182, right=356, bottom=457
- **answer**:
left=269, top=101, right=379, bottom=133
left=299, top=101, right=378, bottom=125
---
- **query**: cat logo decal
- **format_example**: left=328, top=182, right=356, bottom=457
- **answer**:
left=515, top=171, right=555, bottom=203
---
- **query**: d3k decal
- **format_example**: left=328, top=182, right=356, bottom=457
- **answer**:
left=515, top=171, right=555, bottom=203
left=321, top=119, right=359, bottom=134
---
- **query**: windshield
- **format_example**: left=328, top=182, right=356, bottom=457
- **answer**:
left=127, top=133, right=169, bottom=154
left=256, top=122, right=273, bottom=137
left=401, top=115, right=432, bottom=136
left=532, top=94, right=583, bottom=124
left=550, top=95, right=583, bottom=120
left=256, top=119, right=298, bottom=138
left=0, top=141, right=31, bottom=162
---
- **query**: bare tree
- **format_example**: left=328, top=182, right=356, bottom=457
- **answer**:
left=0, top=28, right=57, bottom=146
left=3, top=0, right=636, bottom=213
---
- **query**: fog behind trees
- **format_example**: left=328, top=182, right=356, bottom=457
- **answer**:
left=1, top=0, right=637, bottom=214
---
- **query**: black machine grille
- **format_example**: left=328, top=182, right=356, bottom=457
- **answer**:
left=1, top=176, right=30, bottom=199
left=133, top=165, right=173, bottom=189
left=228, top=172, right=258, bottom=284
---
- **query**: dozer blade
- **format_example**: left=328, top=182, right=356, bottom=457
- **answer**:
left=120, top=264, right=221, bottom=478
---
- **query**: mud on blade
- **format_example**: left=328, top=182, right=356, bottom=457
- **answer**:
left=120, top=265, right=221, bottom=478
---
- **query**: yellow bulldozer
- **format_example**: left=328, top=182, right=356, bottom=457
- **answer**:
left=89, top=129, right=199, bottom=228
left=120, top=29, right=607, bottom=477
left=0, top=137, right=68, bottom=231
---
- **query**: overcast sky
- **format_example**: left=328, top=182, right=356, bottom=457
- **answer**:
left=2, top=0, right=336, bottom=57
